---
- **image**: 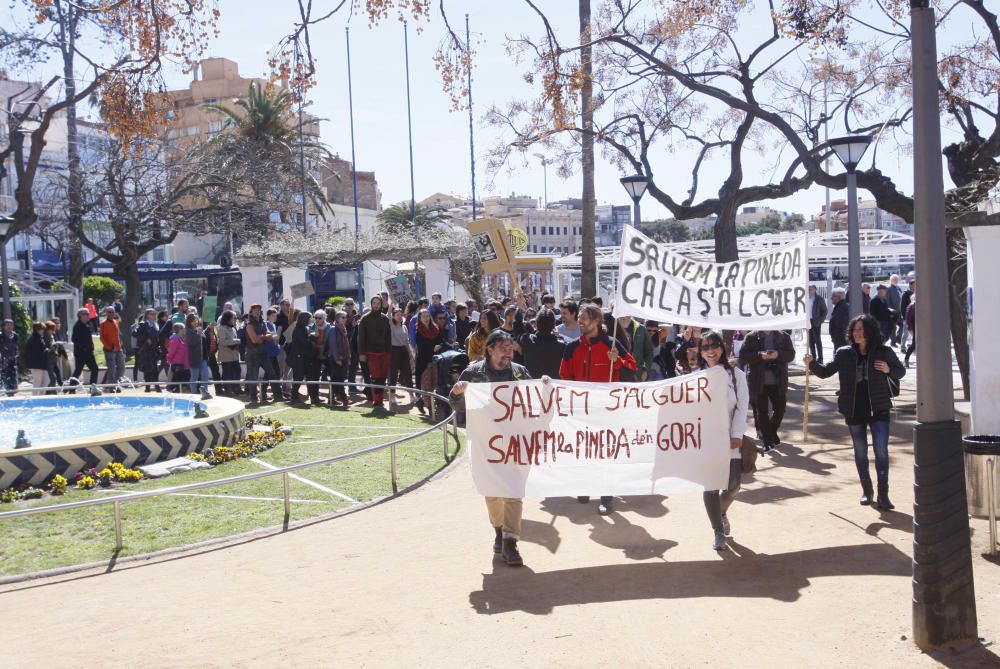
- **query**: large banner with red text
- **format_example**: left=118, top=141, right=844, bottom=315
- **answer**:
left=465, top=367, right=733, bottom=498
left=613, top=224, right=810, bottom=331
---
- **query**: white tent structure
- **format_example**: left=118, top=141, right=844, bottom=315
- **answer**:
left=6, top=268, right=80, bottom=324
left=553, top=229, right=915, bottom=302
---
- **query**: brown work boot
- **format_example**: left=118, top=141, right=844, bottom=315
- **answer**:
left=501, top=538, right=523, bottom=567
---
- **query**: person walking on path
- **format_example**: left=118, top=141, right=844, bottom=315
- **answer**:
left=805, top=314, right=905, bottom=510
left=904, top=293, right=916, bottom=368
left=829, top=287, right=850, bottom=351
left=900, top=279, right=915, bottom=358
left=886, top=274, right=904, bottom=345
left=450, top=329, right=532, bottom=567
left=870, top=285, right=894, bottom=341
left=808, top=285, right=828, bottom=364
left=560, top=303, right=637, bottom=515
left=519, top=308, right=565, bottom=380
left=358, top=295, right=392, bottom=410
left=698, top=330, right=750, bottom=551
left=738, top=329, right=794, bottom=453
left=71, top=307, right=99, bottom=386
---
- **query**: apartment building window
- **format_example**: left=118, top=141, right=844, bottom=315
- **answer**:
left=563, top=227, right=568, bottom=235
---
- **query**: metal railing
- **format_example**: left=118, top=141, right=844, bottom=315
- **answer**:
left=0, top=381, right=462, bottom=553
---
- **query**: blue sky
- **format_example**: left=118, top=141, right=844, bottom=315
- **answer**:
left=10, top=0, right=955, bottom=223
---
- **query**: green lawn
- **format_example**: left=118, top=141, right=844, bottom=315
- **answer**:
left=0, top=406, right=463, bottom=577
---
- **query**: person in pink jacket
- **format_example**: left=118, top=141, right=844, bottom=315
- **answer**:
left=166, top=323, right=190, bottom=392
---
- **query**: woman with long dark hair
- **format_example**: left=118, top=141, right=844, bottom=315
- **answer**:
left=698, top=330, right=750, bottom=551
left=466, top=310, right=502, bottom=363
left=414, top=308, right=440, bottom=414
left=805, top=314, right=905, bottom=510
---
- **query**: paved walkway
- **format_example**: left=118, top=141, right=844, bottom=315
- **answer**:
left=2, top=362, right=999, bottom=668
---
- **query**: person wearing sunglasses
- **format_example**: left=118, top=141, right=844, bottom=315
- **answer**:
left=698, top=331, right=750, bottom=551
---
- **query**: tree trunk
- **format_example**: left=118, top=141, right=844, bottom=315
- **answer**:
left=947, top=228, right=970, bottom=399
left=579, top=0, right=597, bottom=299
left=60, top=2, right=85, bottom=290
left=118, top=260, right=142, bottom=352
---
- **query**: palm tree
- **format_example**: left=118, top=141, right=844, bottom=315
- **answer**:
left=375, top=201, right=452, bottom=235
left=185, top=82, right=335, bottom=237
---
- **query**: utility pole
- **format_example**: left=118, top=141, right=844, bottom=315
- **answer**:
left=909, top=0, right=978, bottom=649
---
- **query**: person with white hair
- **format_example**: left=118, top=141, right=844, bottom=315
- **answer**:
left=829, top=287, right=850, bottom=350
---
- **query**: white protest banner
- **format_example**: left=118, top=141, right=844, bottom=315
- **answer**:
left=613, top=225, right=809, bottom=330
left=465, top=367, right=733, bottom=498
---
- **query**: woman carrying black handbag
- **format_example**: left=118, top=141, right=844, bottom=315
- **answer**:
left=805, top=314, right=905, bottom=510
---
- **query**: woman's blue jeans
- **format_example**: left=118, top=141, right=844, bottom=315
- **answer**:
left=847, top=420, right=890, bottom=489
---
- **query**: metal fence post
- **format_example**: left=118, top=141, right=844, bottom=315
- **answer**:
left=113, top=500, right=122, bottom=552
left=989, top=458, right=997, bottom=556
left=391, top=443, right=398, bottom=494
left=442, top=417, right=450, bottom=461
left=282, top=471, right=291, bottom=523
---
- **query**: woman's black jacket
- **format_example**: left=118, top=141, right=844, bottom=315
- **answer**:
left=809, top=343, right=905, bottom=419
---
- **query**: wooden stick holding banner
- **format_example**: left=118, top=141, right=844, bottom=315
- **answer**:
left=803, top=327, right=810, bottom=443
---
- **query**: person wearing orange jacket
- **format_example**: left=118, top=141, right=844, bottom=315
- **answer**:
left=559, top=303, right=637, bottom=515
left=99, top=306, right=125, bottom=392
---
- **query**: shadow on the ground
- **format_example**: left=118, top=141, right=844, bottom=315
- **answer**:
left=469, top=540, right=910, bottom=615
left=925, top=644, right=1000, bottom=669
left=533, top=496, right=676, bottom=561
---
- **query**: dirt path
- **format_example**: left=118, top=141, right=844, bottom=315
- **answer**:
left=2, top=374, right=999, bottom=668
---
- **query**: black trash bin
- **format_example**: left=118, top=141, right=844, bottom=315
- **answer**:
left=963, top=435, right=1000, bottom=518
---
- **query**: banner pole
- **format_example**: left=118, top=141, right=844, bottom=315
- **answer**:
left=803, top=327, right=810, bottom=443
left=609, top=309, right=619, bottom=382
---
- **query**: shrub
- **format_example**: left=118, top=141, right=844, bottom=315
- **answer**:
left=325, top=296, right=346, bottom=311
left=82, top=276, right=125, bottom=307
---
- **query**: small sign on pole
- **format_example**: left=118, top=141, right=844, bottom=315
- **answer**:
left=290, top=281, right=315, bottom=300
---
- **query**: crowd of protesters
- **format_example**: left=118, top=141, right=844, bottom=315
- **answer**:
left=2, top=283, right=907, bottom=558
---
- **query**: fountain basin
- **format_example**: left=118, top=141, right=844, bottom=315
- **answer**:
left=0, top=394, right=245, bottom=489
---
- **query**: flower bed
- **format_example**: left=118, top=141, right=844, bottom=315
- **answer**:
left=188, top=415, right=286, bottom=465
left=0, top=415, right=286, bottom=505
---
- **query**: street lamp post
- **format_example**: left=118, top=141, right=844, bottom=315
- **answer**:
left=620, top=174, right=649, bottom=231
left=0, top=216, right=13, bottom=322
left=910, top=0, right=978, bottom=649
left=535, top=154, right=549, bottom=208
left=827, top=136, right=873, bottom=318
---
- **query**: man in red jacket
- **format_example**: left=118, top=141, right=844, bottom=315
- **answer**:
left=559, top=303, right=637, bottom=514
